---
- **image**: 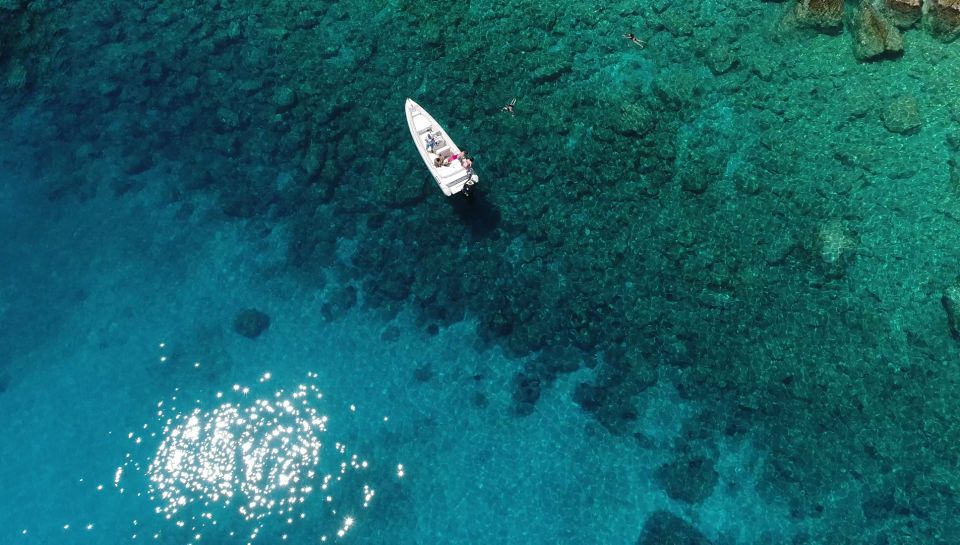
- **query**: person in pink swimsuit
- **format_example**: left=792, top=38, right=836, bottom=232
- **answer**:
left=449, top=151, right=472, bottom=170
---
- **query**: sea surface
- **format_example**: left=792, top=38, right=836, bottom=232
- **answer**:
left=2, top=1, right=960, bottom=544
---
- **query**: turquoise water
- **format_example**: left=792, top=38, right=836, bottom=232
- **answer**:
left=3, top=1, right=960, bottom=544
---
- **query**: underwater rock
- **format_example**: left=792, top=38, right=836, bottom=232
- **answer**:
left=321, top=285, right=357, bottom=321
left=5, top=61, right=27, bottom=90
left=653, top=68, right=702, bottom=109
left=949, top=155, right=960, bottom=194
left=636, top=511, right=711, bottom=545
left=471, top=391, right=489, bottom=409
left=654, top=455, right=719, bottom=504
left=359, top=260, right=414, bottom=304
left=795, top=0, right=845, bottom=32
left=122, top=152, right=154, bottom=176
left=574, top=387, right=640, bottom=434
left=216, top=107, right=241, bottom=132
left=861, top=485, right=904, bottom=521
left=660, top=8, right=696, bottom=38
left=705, top=44, right=739, bottom=75
left=882, top=95, right=922, bottom=134
left=274, top=86, right=297, bottom=112
left=678, top=165, right=711, bottom=194
left=413, top=363, right=433, bottom=383
left=371, top=169, right=427, bottom=208
left=219, top=179, right=274, bottom=218
left=881, top=0, right=922, bottom=28
left=925, top=0, right=960, bottom=41
left=233, top=308, right=271, bottom=339
left=677, top=149, right=726, bottom=195
left=731, top=163, right=764, bottom=195
left=852, top=1, right=904, bottom=61
left=511, top=372, right=541, bottom=416
left=614, top=103, right=657, bottom=138
left=572, top=348, right=654, bottom=435
left=942, top=285, right=960, bottom=339
left=815, top=220, right=856, bottom=279
left=947, top=132, right=960, bottom=152
left=0, top=0, right=24, bottom=11
left=302, top=140, right=327, bottom=179
left=380, top=324, right=401, bottom=342
left=288, top=217, right=339, bottom=272
left=528, top=347, right=583, bottom=382
left=529, top=57, right=572, bottom=84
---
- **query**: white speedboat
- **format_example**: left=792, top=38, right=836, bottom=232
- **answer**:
left=405, top=98, right=478, bottom=197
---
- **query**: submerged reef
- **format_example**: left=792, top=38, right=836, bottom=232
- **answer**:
left=654, top=453, right=720, bottom=505
left=637, top=510, right=711, bottom=545
left=233, top=308, right=271, bottom=339
left=3, top=0, right=960, bottom=543
left=786, top=0, right=960, bottom=58
left=794, top=0, right=846, bottom=33
left=883, top=0, right=923, bottom=28
left=926, top=0, right=960, bottom=40
left=851, top=1, right=904, bottom=61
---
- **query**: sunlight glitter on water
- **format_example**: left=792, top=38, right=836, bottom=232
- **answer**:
left=117, top=372, right=393, bottom=544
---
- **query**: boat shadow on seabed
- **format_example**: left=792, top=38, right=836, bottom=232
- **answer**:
left=448, top=184, right=501, bottom=239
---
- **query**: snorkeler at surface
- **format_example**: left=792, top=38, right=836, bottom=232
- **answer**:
left=623, top=32, right=645, bottom=48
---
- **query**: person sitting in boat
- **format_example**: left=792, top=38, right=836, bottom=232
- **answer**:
left=425, top=133, right=439, bottom=152
left=433, top=154, right=450, bottom=168
left=451, top=150, right=473, bottom=171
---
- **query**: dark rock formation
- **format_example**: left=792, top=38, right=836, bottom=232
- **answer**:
left=795, top=0, right=845, bottom=32
left=413, top=363, right=433, bottom=383
left=925, top=0, right=960, bottom=41
left=881, top=0, right=922, bottom=28
left=654, top=455, right=720, bottom=504
left=511, top=372, right=541, bottom=416
left=881, top=95, right=922, bottom=134
left=637, top=511, right=711, bottom=545
left=0, top=1, right=26, bottom=12
left=704, top=44, right=739, bottom=76
left=381, top=325, right=401, bottom=342
left=814, top=220, right=856, bottom=279
left=861, top=485, right=907, bottom=521
left=471, top=391, right=488, bottom=409
left=274, top=86, right=297, bottom=112
left=321, top=285, right=357, bottom=321
left=942, top=284, right=960, bottom=339
left=571, top=347, right=657, bottom=435
left=950, top=152, right=960, bottom=194
left=852, top=1, right=904, bottom=61
left=615, top=103, right=657, bottom=138
left=233, top=308, right=271, bottom=339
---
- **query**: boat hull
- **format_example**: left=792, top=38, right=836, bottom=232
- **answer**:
left=405, top=98, right=477, bottom=197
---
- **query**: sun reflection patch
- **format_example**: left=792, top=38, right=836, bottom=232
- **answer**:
left=118, top=376, right=390, bottom=543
